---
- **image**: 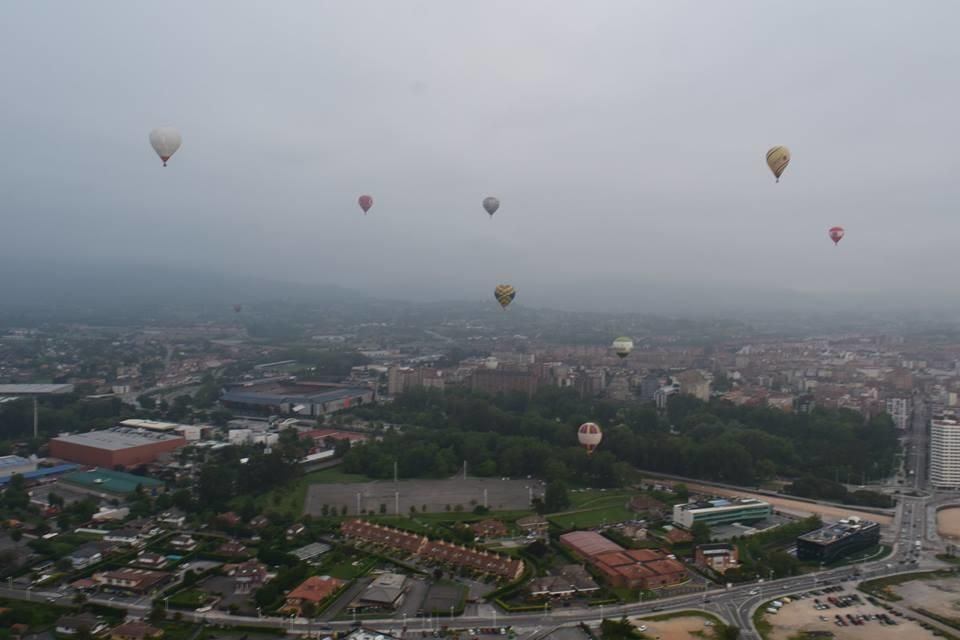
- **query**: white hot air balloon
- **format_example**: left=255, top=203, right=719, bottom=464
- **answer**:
left=577, top=422, right=603, bottom=456
left=612, top=336, right=634, bottom=359
left=149, top=127, right=182, bottom=167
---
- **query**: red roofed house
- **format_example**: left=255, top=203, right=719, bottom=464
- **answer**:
left=470, top=519, right=509, bottom=539
left=342, top=519, right=523, bottom=581
left=559, top=531, right=686, bottom=590
left=665, top=528, right=693, bottom=544
left=283, top=576, right=344, bottom=613
left=110, top=621, right=164, bottom=640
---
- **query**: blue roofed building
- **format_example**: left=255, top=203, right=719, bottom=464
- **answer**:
left=0, top=455, right=37, bottom=479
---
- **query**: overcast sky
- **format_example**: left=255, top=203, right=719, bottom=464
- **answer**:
left=3, top=1, right=959, bottom=307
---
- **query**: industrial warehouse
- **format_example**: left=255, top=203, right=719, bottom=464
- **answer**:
left=49, top=427, right=185, bottom=468
left=220, top=380, right=375, bottom=417
left=796, top=517, right=881, bottom=563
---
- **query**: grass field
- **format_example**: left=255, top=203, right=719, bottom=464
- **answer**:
left=235, top=466, right=369, bottom=516
left=548, top=490, right=637, bottom=529
left=321, top=556, right=376, bottom=580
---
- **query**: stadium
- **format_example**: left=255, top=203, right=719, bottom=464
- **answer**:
left=220, top=380, right=375, bottom=417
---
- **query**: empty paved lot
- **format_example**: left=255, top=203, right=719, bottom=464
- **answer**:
left=305, top=477, right=543, bottom=516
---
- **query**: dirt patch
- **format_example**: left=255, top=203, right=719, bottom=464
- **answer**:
left=679, top=482, right=893, bottom=525
left=629, top=615, right=717, bottom=640
left=892, top=575, right=960, bottom=621
left=938, top=507, right=960, bottom=540
left=762, top=598, right=938, bottom=640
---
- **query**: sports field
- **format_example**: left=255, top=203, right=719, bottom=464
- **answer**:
left=305, top=476, right=543, bottom=516
left=62, top=469, right=164, bottom=495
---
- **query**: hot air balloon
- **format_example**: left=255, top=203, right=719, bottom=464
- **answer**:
left=483, top=197, right=500, bottom=217
left=829, top=226, right=845, bottom=245
left=766, top=145, right=790, bottom=182
left=612, top=337, right=634, bottom=359
left=494, top=284, right=516, bottom=309
left=149, top=127, right=182, bottom=167
left=577, top=422, right=603, bottom=456
left=233, top=304, right=243, bottom=313
left=358, top=195, right=374, bottom=214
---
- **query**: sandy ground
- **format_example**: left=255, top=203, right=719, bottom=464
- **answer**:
left=937, top=507, right=960, bottom=539
left=892, top=575, right=960, bottom=620
left=681, top=482, right=894, bottom=525
left=629, top=615, right=717, bottom=640
left=763, top=597, right=937, bottom=640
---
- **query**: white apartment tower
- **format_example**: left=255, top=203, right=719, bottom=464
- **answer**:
left=930, top=417, right=960, bottom=489
left=885, top=397, right=911, bottom=430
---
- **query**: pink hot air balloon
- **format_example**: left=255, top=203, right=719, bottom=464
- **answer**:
left=829, top=226, right=845, bottom=246
left=358, top=195, right=374, bottom=214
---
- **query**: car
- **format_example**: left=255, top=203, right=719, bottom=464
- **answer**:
left=637, top=626, right=647, bottom=632
left=749, top=589, right=760, bottom=595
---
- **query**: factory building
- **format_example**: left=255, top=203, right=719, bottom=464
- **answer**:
left=796, top=518, right=880, bottom=564
left=50, top=428, right=185, bottom=468
left=221, top=380, right=374, bottom=417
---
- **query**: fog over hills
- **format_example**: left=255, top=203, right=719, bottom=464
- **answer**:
left=1, top=258, right=956, bottom=336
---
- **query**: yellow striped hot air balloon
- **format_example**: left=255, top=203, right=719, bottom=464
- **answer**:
left=494, top=284, right=516, bottom=309
left=766, top=145, right=790, bottom=182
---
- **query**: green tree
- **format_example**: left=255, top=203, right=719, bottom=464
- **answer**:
left=717, top=624, right=740, bottom=640
left=673, top=483, right=690, bottom=501
left=544, top=480, right=570, bottom=512
left=691, top=521, right=711, bottom=545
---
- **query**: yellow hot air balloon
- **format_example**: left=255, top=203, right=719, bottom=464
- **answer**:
left=494, top=284, right=516, bottom=309
left=766, top=146, right=790, bottom=182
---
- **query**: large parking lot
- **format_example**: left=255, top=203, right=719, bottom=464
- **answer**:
left=759, top=586, right=941, bottom=640
left=305, top=477, right=542, bottom=516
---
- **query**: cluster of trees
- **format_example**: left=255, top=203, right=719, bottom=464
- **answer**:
left=785, top=476, right=895, bottom=508
left=0, top=393, right=129, bottom=441
left=346, top=387, right=900, bottom=489
left=196, top=447, right=301, bottom=512
left=723, top=516, right=823, bottom=582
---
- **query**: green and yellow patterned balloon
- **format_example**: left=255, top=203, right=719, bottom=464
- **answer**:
left=494, top=284, right=516, bottom=309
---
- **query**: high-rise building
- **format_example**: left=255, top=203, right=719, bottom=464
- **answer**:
left=470, top=367, right=540, bottom=397
left=885, top=397, right=911, bottom=430
left=676, top=370, right=711, bottom=401
left=930, top=417, right=960, bottom=489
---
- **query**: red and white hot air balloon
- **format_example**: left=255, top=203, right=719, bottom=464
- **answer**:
left=577, top=422, right=603, bottom=456
left=358, top=195, right=374, bottom=214
left=829, top=226, right=845, bottom=246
